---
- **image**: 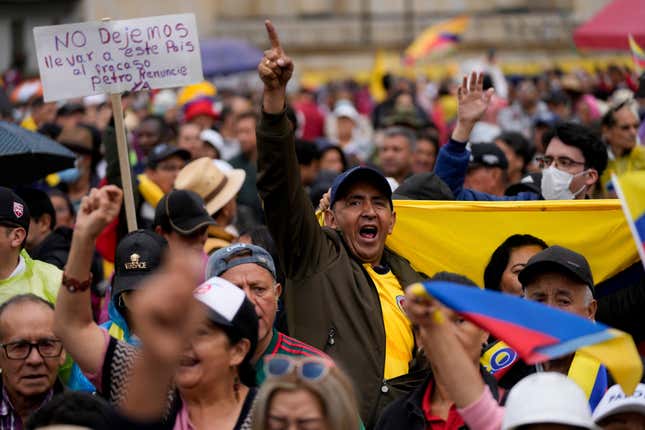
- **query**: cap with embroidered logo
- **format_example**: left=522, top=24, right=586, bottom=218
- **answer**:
left=193, top=276, right=258, bottom=386
left=469, top=143, right=508, bottom=170
left=593, top=383, right=645, bottom=423
left=112, top=230, right=167, bottom=299
left=0, top=187, right=29, bottom=233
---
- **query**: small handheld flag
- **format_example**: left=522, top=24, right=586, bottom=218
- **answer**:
left=410, top=280, right=643, bottom=395
left=628, top=34, right=645, bottom=74
left=613, top=172, right=645, bottom=270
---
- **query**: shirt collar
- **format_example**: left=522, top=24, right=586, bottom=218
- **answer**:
left=4, top=254, right=25, bottom=281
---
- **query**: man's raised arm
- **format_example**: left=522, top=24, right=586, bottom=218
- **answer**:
left=256, top=21, right=334, bottom=280
left=54, top=185, right=123, bottom=378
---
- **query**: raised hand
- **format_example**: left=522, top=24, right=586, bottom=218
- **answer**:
left=258, top=20, right=293, bottom=91
left=75, top=185, right=123, bottom=239
left=452, top=71, right=494, bottom=142
left=259, top=20, right=294, bottom=114
left=457, top=71, right=494, bottom=125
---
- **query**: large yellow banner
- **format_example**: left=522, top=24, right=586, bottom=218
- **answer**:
left=386, top=199, right=639, bottom=286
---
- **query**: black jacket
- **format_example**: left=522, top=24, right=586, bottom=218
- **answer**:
left=30, top=227, right=74, bottom=269
left=374, top=367, right=499, bottom=430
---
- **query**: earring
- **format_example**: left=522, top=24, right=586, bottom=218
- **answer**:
left=233, top=374, right=240, bottom=402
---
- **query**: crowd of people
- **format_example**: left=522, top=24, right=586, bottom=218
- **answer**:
left=0, top=18, right=644, bottom=430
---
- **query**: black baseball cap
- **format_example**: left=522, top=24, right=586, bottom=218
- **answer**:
left=57, top=103, right=85, bottom=117
left=0, top=187, right=30, bottom=232
left=147, top=143, right=190, bottom=169
left=112, top=230, right=167, bottom=299
left=329, top=166, right=392, bottom=209
left=154, top=189, right=215, bottom=235
left=469, top=143, right=508, bottom=170
left=518, top=245, right=594, bottom=292
left=393, top=172, right=454, bottom=200
left=505, top=172, right=542, bottom=196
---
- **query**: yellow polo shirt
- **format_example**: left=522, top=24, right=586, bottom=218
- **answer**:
left=364, top=264, right=414, bottom=380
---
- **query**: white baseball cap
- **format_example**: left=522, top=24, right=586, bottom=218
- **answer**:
left=333, top=101, right=359, bottom=122
left=200, top=129, right=225, bottom=154
left=593, top=383, right=645, bottom=423
left=503, top=373, right=597, bottom=430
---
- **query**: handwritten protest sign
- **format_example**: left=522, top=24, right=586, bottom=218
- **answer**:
left=34, top=14, right=203, bottom=102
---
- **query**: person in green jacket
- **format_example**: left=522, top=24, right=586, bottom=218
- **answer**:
left=256, top=22, right=427, bottom=428
left=0, top=187, right=60, bottom=305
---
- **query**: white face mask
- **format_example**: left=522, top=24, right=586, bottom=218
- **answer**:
left=540, top=165, right=588, bottom=200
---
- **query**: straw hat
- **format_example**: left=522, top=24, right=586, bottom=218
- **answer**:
left=174, top=157, right=245, bottom=215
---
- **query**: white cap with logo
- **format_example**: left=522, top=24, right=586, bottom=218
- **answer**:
left=593, top=383, right=645, bottom=423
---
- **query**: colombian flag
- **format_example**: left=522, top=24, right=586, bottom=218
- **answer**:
left=404, top=16, right=469, bottom=65
left=628, top=34, right=645, bottom=73
left=410, top=280, right=643, bottom=395
left=613, top=172, right=645, bottom=270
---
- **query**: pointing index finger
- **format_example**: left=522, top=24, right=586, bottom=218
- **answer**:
left=265, top=20, right=283, bottom=53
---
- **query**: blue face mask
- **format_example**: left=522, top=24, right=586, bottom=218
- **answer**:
left=57, top=167, right=81, bottom=184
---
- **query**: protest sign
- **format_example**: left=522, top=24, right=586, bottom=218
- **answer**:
left=33, top=13, right=203, bottom=102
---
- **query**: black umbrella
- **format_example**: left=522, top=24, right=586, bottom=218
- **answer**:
left=0, top=121, right=76, bottom=186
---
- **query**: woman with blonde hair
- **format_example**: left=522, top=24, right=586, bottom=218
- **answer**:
left=252, top=356, right=361, bottom=430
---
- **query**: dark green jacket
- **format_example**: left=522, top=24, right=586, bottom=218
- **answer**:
left=257, top=110, right=425, bottom=428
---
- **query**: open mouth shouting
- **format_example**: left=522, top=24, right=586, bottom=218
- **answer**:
left=359, top=224, right=379, bottom=242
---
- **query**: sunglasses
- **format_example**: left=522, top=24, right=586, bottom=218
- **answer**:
left=264, top=355, right=333, bottom=382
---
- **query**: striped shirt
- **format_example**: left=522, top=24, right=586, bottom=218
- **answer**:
left=254, top=329, right=329, bottom=384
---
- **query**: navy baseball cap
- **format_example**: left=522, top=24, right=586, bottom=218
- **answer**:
left=147, top=143, right=190, bottom=169
left=206, top=243, right=277, bottom=280
left=329, top=166, right=392, bottom=209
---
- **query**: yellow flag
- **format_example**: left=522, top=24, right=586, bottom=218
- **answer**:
left=387, top=199, right=639, bottom=286
left=369, top=49, right=387, bottom=103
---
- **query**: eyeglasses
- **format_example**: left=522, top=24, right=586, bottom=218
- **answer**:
left=536, top=155, right=586, bottom=170
left=0, top=339, right=63, bottom=360
left=264, top=355, right=332, bottom=382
